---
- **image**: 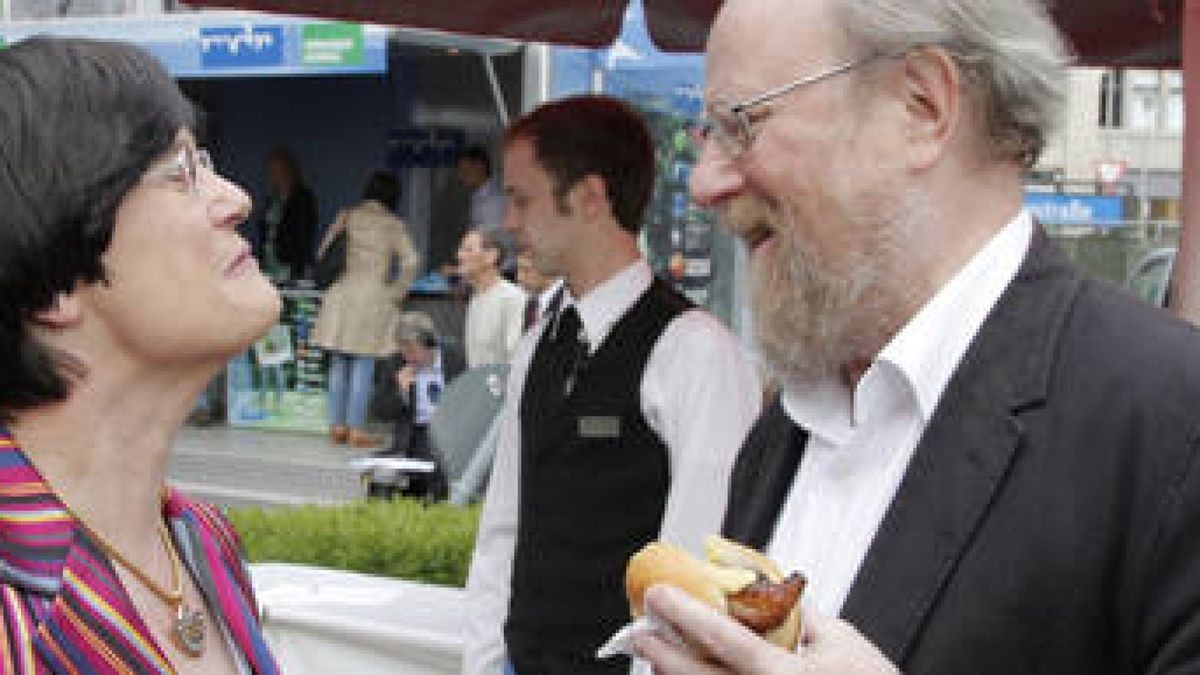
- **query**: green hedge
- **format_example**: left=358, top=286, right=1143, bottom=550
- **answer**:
left=227, top=499, right=480, bottom=587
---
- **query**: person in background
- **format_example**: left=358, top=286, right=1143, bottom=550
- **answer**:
left=458, top=144, right=508, bottom=230
left=463, top=95, right=761, bottom=675
left=0, top=36, right=279, bottom=672
left=371, top=312, right=467, bottom=497
left=313, top=171, right=422, bottom=448
left=516, top=250, right=564, bottom=331
left=458, top=144, right=518, bottom=280
left=376, top=311, right=467, bottom=456
left=458, top=228, right=527, bottom=368
left=259, top=147, right=317, bottom=281
left=632, top=0, right=1200, bottom=673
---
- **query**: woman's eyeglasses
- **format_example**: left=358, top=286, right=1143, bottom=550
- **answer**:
left=143, top=146, right=214, bottom=194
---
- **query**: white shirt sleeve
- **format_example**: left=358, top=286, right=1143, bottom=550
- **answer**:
left=502, top=290, right=528, bottom=362
left=463, top=333, right=536, bottom=675
left=641, top=309, right=762, bottom=555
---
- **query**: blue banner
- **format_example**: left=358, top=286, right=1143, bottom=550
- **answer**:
left=200, top=24, right=285, bottom=69
left=0, top=13, right=387, bottom=78
left=1024, top=193, right=1126, bottom=226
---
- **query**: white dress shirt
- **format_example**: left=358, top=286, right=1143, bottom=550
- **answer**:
left=464, top=259, right=762, bottom=675
left=412, top=351, right=444, bottom=426
left=767, top=210, right=1033, bottom=620
left=465, top=278, right=528, bottom=368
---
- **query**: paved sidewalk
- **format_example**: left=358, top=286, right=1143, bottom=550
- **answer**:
left=168, top=425, right=369, bottom=509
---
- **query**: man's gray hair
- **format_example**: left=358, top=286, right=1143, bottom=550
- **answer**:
left=835, top=0, right=1072, bottom=167
left=396, top=311, right=439, bottom=346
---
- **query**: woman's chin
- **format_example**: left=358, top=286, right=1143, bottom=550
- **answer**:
left=228, top=286, right=283, bottom=341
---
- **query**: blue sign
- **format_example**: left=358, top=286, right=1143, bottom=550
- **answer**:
left=1024, top=193, right=1125, bottom=226
left=200, top=24, right=285, bottom=69
left=386, top=128, right=466, bottom=169
left=0, top=14, right=387, bottom=78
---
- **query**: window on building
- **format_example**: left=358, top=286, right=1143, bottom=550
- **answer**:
left=1127, top=70, right=1161, bottom=131
left=9, top=0, right=134, bottom=19
left=1165, top=71, right=1184, bottom=133
left=1099, top=70, right=1124, bottom=128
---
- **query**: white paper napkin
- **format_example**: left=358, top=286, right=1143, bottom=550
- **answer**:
left=596, top=614, right=686, bottom=661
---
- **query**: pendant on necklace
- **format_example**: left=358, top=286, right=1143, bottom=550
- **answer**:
left=173, top=604, right=206, bottom=658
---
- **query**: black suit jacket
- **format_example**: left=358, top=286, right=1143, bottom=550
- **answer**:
left=724, top=232, right=1200, bottom=673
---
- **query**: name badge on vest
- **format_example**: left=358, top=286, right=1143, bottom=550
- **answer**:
left=578, top=415, right=621, bottom=439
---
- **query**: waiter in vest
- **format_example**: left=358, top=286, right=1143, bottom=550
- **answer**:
left=464, top=95, right=762, bottom=675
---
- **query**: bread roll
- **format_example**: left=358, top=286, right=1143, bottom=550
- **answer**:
left=625, top=535, right=804, bottom=650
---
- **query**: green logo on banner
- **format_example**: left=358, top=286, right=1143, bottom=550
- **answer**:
left=301, top=23, right=364, bottom=66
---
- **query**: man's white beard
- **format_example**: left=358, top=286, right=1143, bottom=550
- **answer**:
left=731, top=195, right=917, bottom=386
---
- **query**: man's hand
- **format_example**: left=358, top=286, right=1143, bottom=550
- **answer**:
left=631, top=585, right=899, bottom=674
left=396, top=365, right=417, bottom=391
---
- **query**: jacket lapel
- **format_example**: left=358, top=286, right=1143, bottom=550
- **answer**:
left=839, top=231, right=1081, bottom=663
left=37, top=535, right=175, bottom=674
left=164, top=493, right=279, bottom=675
left=721, top=398, right=808, bottom=549
left=0, top=432, right=278, bottom=675
left=0, top=433, right=173, bottom=674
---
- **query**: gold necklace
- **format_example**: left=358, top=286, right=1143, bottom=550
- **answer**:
left=80, top=520, right=207, bottom=658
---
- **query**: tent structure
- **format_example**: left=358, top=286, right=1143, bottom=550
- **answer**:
left=191, top=0, right=1200, bottom=320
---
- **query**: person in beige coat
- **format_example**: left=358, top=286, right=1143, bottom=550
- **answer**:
left=313, top=171, right=421, bottom=448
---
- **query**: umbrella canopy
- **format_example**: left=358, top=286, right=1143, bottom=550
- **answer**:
left=188, top=0, right=1182, bottom=65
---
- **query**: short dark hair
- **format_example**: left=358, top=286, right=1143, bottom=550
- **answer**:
left=362, top=170, right=400, bottom=211
left=0, top=37, right=195, bottom=421
left=505, top=95, right=655, bottom=234
left=458, top=144, right=491, bottom=177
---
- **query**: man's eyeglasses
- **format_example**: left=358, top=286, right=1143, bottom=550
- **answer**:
left=144, top=145, right=214, bottom=194
left=692, top=55, right=878, bottom=158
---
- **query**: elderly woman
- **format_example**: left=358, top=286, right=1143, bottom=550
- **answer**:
left=0, top=38, right=280, bottom=673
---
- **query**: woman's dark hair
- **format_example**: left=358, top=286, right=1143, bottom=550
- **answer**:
left=0, top=37, right=195, bottom=422
left=362, top=170, right=400, bottom=211
left=267, top=146, right=303, bottom=184
left=505, top=95, right=655, bottom=234
left=458, top=144, right=492, bottom=177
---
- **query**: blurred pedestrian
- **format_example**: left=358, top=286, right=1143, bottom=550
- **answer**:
left=259, top=147, right=317, bottom=281
left=313, top=170, right=422, bottom=448
left=458, top=228, right=526, bottom=367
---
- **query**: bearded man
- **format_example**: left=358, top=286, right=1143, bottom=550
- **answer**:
left=633, top=0, right=1200, bottom=673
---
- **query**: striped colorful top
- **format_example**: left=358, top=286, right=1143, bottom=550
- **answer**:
left=0, top=428, right=280, bottom=674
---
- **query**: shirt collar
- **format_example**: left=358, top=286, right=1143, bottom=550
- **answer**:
left=783, top=209, right=1033, bottom=441
left=564, top=259, right=652, bottom=349
left=539, top=279, right=566, bottom=316
left=420, top=351, right=444, bottom=378
left=877, top=209, right=1032, bottom=422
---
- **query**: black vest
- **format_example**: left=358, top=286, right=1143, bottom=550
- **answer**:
left=505, top=278, right=693, bottom=674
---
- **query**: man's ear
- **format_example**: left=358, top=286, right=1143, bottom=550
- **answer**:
left=571, top=174, right=612, bottom=223
left=32, top=293, right=83, bottom=329
left=899, top=46, right=962, bottom=170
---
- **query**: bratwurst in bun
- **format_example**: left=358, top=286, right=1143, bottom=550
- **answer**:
left=625, top=535, right=806, bottom=650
